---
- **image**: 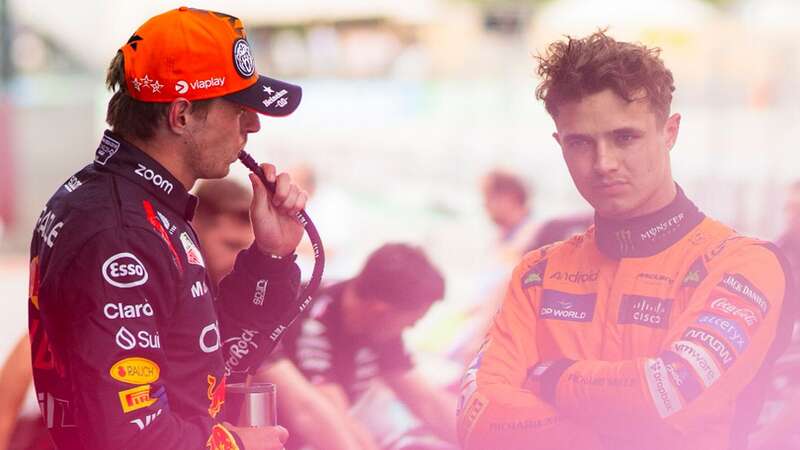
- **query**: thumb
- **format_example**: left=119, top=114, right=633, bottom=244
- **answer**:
left=249, top=173, right=269, bottom=210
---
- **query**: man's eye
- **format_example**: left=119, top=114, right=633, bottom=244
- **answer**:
left=616, top=133, right=638, bottom=144
left=566, top=139, right=592, bottom=151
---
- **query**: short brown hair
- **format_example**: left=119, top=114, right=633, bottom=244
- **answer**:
left=353, top=243, right=444, bottom=310
left=535, top=30, right=675, bottom=121
left=105, top=51, right=212, bottom=141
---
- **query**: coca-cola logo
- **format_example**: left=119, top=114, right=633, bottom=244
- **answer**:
left=102, top=253, right=148, bottom=288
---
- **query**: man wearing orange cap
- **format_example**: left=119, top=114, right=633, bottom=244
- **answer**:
left=28, top=7, right=309, bottom=450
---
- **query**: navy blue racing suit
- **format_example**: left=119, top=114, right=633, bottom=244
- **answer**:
left=28, top=131, right=301, bottom=449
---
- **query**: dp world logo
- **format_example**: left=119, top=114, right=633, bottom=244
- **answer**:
left=232, top=38, right=255, bottom=78
left=175, top=80, right=189, bottom=94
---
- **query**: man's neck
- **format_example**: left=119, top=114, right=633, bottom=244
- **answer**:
left=594, top=185, right=704, bottom=259
left=121, top=132, right=195, bottom=191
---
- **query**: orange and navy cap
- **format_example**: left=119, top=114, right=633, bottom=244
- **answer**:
left=120, top=6, right=301, bottom=117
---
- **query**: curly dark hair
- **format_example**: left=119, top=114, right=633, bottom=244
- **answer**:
left=535, top=30, right=675, bottom=122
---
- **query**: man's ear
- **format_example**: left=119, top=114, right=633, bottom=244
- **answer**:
left=166, top=98, right=193, bottom=135
left=663, top=113, right=681, bottom=151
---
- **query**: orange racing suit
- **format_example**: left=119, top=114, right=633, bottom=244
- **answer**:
left=457, top=187, right=795, bottom=450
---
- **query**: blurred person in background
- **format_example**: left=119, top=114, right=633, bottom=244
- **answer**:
left=777, top=180, right=800, bottom=285
left=457, top=30, right=795, bottom=450
left=481, top=169, right=539, bottom=265
left=27, top=8, right=310, bottom=450
left=0, top=335, right=53, bottom=450
left=195, top=178, right=372, bottom=450
left=272, top=244, right=458, bottom=449
left=744, top=180, right=800, bottom=450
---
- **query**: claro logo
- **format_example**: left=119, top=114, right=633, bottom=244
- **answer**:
left=135, top=164, right=174, bottom=194
left=102, top=253, right=148, bottom=288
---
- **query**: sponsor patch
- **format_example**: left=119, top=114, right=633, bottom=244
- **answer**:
left=95, top=134, right=120, bottom=165
left=35, top=208, right=63, bottom=249
left=718, top=273, right=769, bottom=315
left=207, top=423, right=241, bottom=450
left=115, top=327, right=161, bottom=351
left=521, top=259, right=547, bottom=288
left=457, top=392, right=488, bottom=443
left=707, top=294, right=760, bottom=328
left=207, top=375, right=226, bottom=419
left=683, top=327, right=736, bottom=369
left=102, top=253, right=148, bottom=288
left=618, top=295, right=673, bottom=329
left=697, top=312, right=749, bottom=352
left=111, top=357, right=160, bottom=385
left=64, top=176, right=82, bottom=193
left=104, top=301, right=154, bottom=320
left=458, top=349, right=484, bottom=414
left=118, top=385, right=156, bottom=413
left=135, top=164, right=174, bottom=194
left=252, top=279, right=268, bottom=306
left=130, top=409, right=162, bottom=431
left=232, top=38, right=255, bottom=78
left=191, top=281, right=209, bottom=299
left=671, top=340, right=721, bottom=387
left=681, top=257, right=708, bottom=287
left=222, top=329, right=259, bottom=376
left=180, top=232, right=206, bottom=267
left=539, top=290, right=596, bottom=322
left=29, top=256, right=40, bottom=310
left=200, top=321, right=221, bottom=353
left=644, top=358, right=683, bottom=418
left=636, top=272, right=674, bottom=285
left=660, top=351, right=703, bottom=402
left=549, top=270, right=599, bottom=284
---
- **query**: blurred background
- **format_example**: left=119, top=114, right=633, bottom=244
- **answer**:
left=1, top=0, right=800, bottom=448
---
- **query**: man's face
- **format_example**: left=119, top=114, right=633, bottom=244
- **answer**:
left=194, top=214, right=253, bottom=286
left=185, top=99, right=261, bottom=180
left=482, top=191, right=517, bottom=229
left=552, top=89, right=680, bottom=220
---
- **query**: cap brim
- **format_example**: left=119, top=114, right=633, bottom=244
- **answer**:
left=225, top=75, right=302, bottom=117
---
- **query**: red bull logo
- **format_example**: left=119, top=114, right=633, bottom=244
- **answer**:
left=207, top=424, right=240, bottom=450
left=207, top=374, right=226, bottom=418
left=29, top=256, right=40, bottom=309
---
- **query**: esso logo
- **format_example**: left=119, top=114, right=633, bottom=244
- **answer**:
left=102, top=253, right=149, bottom=288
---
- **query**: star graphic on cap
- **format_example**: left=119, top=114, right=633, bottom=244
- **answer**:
left=150, top=80, right=163, bottom=93
left=141, top=75, right=151, bottom=87
left=263, top=86, right=274, bottom=95
left=131, top=78, right=142, bottom=91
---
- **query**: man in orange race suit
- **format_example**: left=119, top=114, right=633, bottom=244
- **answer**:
left=456, top=31, right=796, bottom=450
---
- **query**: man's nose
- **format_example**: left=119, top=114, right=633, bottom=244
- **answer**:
left=242, top=109, right=261, bottom=134
left=593, top=141, right=620, bottom=175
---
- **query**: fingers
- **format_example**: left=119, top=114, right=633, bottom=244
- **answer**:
left=274, top=425, right=289, bottom=443
left=271, top=173, right=308, bottom=215
left=249, top=163, right=307, bottom=215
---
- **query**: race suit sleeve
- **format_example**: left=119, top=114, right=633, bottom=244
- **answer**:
left=55, top=227, right=240, bottom=450
left=215, top=243, right=301, bottom=378
left=548, top=243, right=795, bottom=443
left=456, top=255, right=603, bottom=450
